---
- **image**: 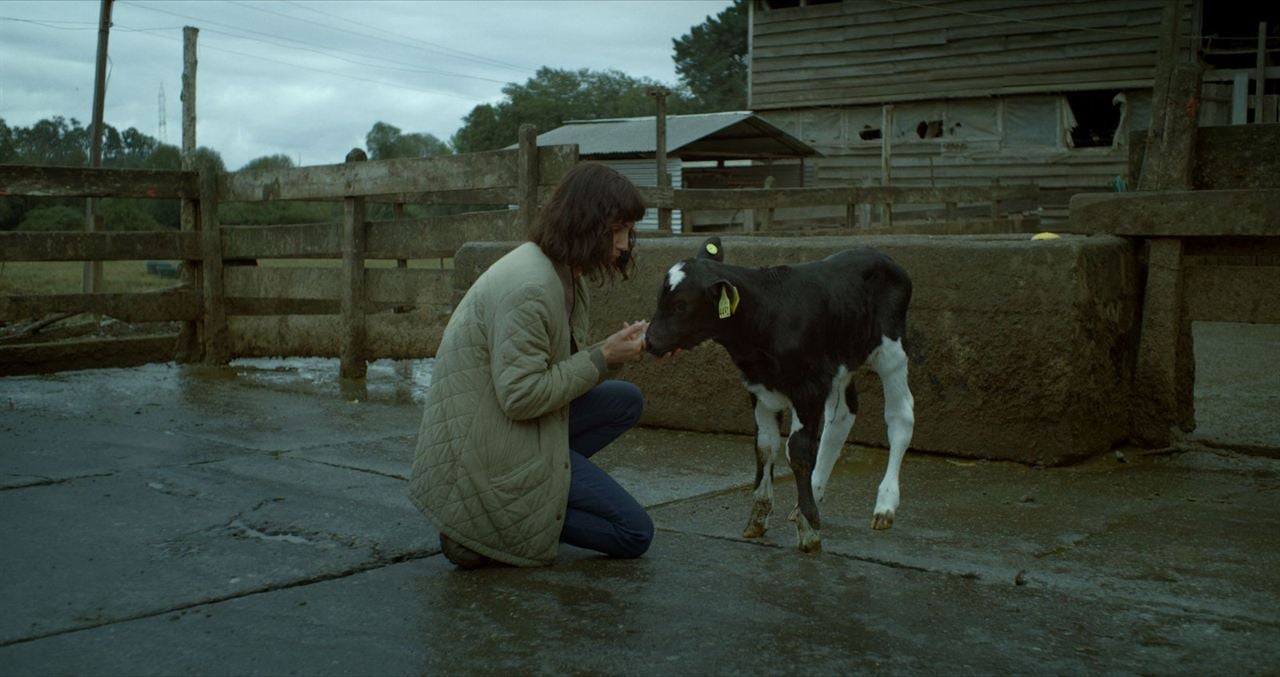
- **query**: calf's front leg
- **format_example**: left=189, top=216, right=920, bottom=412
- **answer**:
left=743, top=398, right=784, bottom=538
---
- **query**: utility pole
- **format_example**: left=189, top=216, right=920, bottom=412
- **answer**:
left=158, top=83, right=168, bottom=144
left=84, top=0, right=113, bottom=294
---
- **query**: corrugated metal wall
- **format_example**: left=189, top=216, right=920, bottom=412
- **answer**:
left=606, top=158, right=684, bottom=232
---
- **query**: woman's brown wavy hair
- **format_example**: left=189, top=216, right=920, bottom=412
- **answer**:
left=531, top=162, right=646, bottom=283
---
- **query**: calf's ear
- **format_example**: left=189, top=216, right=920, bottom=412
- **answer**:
left=697, top=236, right=725, bottom=262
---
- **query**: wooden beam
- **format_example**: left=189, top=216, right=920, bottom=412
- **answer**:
left=218, top=210, right=520, bottom=260
left=340, top=149, right=368, bottom=379
left=1139, top=0, right=1202, bottom=190
left=198, top=169, right=229, bottom=364
left=517, top=124, right=539, bottom=236
left=217, top=144, right=580, bottom=203
left=176, top=25, right=202, bottom=363
left=0, top=231, right=201, bottom=262
left=227, top=310, right=448, bottom=361
left=650, top=87, right=672, bottom=232
left=0, top=289, right=201, bottom=323
left=365, top=210, right=520, bottom=259
left=880, top=103, right=893, bottom=228
left=634, top=185, right=1038, bottom=210
left=0, top=165, right=199, bottom=199
left=0, top=335, right=177, bottom=377
left=1067, top=189, right=1280, bottom=236
left=223, top=267, right=451, bottom=307
left=1133, top=238, right=1194, bottom=445
left=220, top=150, right=514, bottom=203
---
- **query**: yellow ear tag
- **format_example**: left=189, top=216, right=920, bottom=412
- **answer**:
left=717, top=284, right=740, bottom=319
left=705, top=243, right=719, bottom=256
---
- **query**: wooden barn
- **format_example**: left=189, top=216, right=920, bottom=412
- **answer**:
left=747, top=0, right=1279, bottom=224
left=529, top=112, right=818, bottom=231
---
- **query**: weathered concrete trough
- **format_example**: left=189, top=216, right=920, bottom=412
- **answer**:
left=454, top=234, right=1140, bottom=466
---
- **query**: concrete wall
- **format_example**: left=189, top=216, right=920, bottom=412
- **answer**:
left=454, top=235, right=1141, bottom=466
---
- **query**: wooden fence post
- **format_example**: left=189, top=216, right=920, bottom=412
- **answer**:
left=341, top=148, right=368, bottom=380
left=880, top=104, right=894, bottom=228
left=176, top=25, right=202, bottom=362
left=760, top=175, right=776, bottom=230
left=649, top=88, right=672, bottom=232
left=198, top=168, right=229, bottom=364
left=518, top=124, right=539, bottom=237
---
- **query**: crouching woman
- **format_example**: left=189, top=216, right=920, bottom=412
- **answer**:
left=408, top=162, right=654, bottom=568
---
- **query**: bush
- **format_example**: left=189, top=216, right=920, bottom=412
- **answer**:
left=18, top=206, right=83, bottom=231
left=99, top=198, right=166, bottom=231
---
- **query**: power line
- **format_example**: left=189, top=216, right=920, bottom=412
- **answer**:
left=0, top=16, right=99, bottom=30
left=118, top=1, right=515, bottom=86
left=279, top=0, right=535, bottom=74
left=122, top=23, right=485, bottom=102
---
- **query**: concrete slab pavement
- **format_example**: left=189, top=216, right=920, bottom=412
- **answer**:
left=1, top=340, right=1279, bottom=675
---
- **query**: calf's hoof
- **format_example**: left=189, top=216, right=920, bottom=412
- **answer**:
left=795, top=513, right=822, bottom=553
left=797, top=538, right=823, bottom=554
left=871, top=510, right=895, bottom=530
left=742, top=500, right=772, bottom=538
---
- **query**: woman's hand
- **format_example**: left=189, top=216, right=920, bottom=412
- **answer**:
left=602, top=321, right=649, bottom=365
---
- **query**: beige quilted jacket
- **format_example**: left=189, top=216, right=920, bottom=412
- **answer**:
left=408, top=242, right=607, bottom=566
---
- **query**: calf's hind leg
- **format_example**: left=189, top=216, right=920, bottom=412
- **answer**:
left=869, top=336, right=914, bottom=530
left=786, top=409, right=823, bottom=553
left=743, top=395, right=784, bottom=538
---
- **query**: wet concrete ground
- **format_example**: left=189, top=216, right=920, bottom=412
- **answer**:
left=1, top=323, right=1278, bottom=675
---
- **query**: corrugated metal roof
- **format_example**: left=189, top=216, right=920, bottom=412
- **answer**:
left=525, top=112, right=817, bottom=159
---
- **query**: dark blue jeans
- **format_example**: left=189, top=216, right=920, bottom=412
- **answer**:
left=561, top=380, right=654, bottom=558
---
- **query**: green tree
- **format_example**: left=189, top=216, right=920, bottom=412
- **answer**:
left=673, top=0, right=748, bottom=111
left=450, top=67, right=700, bottom=153
left=365, top=122, right=451, bottom=160
left=0, top=118, right=16, bottom=163
left=238, top=154, right=295, bottom=172
left=11, top=116, right=89, bottom=166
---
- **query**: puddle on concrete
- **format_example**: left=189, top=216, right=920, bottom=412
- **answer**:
left=225, top=358, right=435, bottom=405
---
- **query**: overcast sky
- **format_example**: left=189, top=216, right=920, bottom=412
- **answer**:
left=0, top=0, right=733, bottom=170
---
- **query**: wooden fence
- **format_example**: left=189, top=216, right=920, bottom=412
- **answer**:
left=636, top=183, right=1040, bottom=234
left=0, top=126, right=576, bottom=377
left=3, top=134, right=1040, bottom=377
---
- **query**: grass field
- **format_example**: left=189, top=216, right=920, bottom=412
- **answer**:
left=0, top=259, right=453, bottom=295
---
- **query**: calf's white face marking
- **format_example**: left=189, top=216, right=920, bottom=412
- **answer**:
left=665, top=262, right=687, bottom=291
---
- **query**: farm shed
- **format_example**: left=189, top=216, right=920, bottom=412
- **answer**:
left=748, top=0, right=1279, bottom=224
left=529, top=112, right=819, bottom=231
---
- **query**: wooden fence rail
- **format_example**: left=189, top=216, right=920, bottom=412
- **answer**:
left=3, top=138, right=1039, bottom=376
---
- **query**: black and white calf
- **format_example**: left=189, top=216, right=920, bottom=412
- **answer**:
left=645, top=238, right=915, bottom=553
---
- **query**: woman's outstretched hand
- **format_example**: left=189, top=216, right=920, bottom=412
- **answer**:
left=602, top=321, right=649, bottom=365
